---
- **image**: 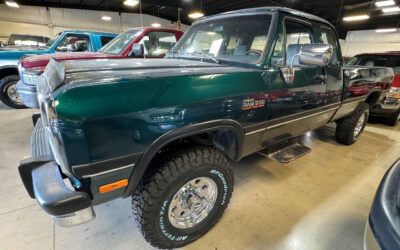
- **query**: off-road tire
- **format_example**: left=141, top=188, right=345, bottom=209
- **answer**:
left=336, top=103, right=369, bottom=145
left=132, top=146, right=234, bottom=249
left=0, top=75, right=26, bottom=109
left=385, top=109, right=400, bottom=126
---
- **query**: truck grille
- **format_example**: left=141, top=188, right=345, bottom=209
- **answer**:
left=31, top=118, right=51, bottom=157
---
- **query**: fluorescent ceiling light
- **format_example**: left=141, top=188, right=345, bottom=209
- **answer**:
left=102, top=16, right=112, bottom=21
left=5, top=1, right=19, bottom=8
left=188, top=11, right=204, bottom=19
left=376, top=28, right=397, bottom=32
left=123, top=0, right=139, bottom=7
left=151, top=22, right=161, bottom=28
left=382, top=6, right=400, bottom=12
left=343, top=15, right=370, bottom=21
left=375, top=0, right=395, bottom=7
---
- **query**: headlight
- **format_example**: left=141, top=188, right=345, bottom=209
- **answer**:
left=389, top=87, right=400, bottom=94
left=19, top=64, right=40, bottom=86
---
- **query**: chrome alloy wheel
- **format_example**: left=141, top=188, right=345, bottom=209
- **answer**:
left=354, top=113, right=366, bottom=139
left=168, top=177, right=218, bottom=229
left=6, top=82, right=23, bottom=105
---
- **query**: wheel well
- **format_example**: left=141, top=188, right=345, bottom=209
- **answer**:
left=365, top=91, right=380, bottom=107
left=0, top=67, right=19, bottom=80
left=152, top=129, right=239, bottom=162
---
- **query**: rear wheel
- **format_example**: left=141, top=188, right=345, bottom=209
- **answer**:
left=132, top=146, right=234, bottom=249
left=336, top=103, right=369, bottom=145
left=0, top=75, right=26, bottom=109
left=386, top=109, right=400, bottom=126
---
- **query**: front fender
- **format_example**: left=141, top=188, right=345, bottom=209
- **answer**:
left=122, top=119, right=245, bottom=197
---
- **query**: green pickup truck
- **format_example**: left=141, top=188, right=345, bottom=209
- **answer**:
left=18, top=7, right=394, bottom=248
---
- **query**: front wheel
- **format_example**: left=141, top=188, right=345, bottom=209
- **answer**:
left=0, top=75, right=27, bottom=109
left=132, top=146, right=234, bottom=249
left=336, top=103, right=369, bottom=145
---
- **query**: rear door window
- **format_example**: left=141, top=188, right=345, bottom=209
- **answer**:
left=100, top=36, right=115, bottom=47
left=320, top=26, right=340, bottom=65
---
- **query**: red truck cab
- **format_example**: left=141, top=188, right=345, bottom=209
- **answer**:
left=17, top=27, right=184, bottom=107
left=347, top=51, right=400, bottom=125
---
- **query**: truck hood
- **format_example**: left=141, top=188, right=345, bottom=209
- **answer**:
left=22, top=52, right=123, bottom=71
left=53, top=58, right=258, bottom=93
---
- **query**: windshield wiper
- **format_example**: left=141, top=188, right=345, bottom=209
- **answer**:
left=187, top=52, right=220, bottom=64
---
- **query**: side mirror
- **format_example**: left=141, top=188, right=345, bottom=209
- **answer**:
left=298, top=44, right=333, bottom=66
left=130, top=43, right=144, bottom=57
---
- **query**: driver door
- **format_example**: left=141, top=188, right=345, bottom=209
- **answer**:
left=262, top=18, right=328, bottom=142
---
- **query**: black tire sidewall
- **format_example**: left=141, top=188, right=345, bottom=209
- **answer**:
left=0, top=75, right=26, bottom=109
left=154, top=165, right=232, bottom=246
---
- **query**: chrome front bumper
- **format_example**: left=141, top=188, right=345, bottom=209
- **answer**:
left=16, top=80, right=39, bottom=108
left=18, top=119, right=95, bottom=226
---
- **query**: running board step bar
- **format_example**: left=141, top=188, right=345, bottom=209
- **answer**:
left=258, top=143, right=311, bottom=163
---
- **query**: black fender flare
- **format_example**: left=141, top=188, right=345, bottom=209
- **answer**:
left=123, top=119, right=245, bottom=197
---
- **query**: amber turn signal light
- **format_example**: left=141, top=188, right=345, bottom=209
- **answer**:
left=99, top=179, right=128, bottom=193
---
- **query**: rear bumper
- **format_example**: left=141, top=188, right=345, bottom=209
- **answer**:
left=366, top=158, right=400, bottom=250
left=18, top=119, right=95, bottom=226
left=16, top=80, right=39, bottom=108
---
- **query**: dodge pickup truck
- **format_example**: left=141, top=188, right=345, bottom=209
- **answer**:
left=0, top=30, right=117, bottom=109
left=347, top=52, right=400, bottom=125
left=16, top=27, right=183, bottom=109
left=18, top=7, right=394, bottom=248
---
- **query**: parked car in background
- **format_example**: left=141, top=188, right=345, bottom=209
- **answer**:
left=17, top=27, right=183, bottom=108
left=0, top=30, right=117, bottom=109
left=18, top=7, right=394, bottom=248
left=364, top=158, right=400, bottom=250
left=5, top=34, right=50, bottom=48
left=347, top=52, right=400, bottom=125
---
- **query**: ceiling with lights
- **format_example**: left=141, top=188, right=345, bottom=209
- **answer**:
left=4, top=0, right=400, bottom=38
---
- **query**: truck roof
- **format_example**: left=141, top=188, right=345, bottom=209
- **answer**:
left=195, top=7, right=333, bottom=28
left=61, top=30, right=117, bottom=36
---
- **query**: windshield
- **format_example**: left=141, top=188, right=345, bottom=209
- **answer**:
left=170, top=14, right=272, bottom=63
left=44, top=32, right=61, bottom=48
left=348, top=55, right=400, bottom=74
left=100, top=29, right=143, bottom=55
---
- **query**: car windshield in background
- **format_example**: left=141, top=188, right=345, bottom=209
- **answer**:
left=348, top=55, right=400, bottom=74
left=45, top=32, right=61, bottom=48
left=100, top=29, right=143, bottom=55
left=171, top=14, right=272, bottom=63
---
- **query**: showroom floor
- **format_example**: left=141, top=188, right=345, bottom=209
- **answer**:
left=1, top=102, right=399, bottom=250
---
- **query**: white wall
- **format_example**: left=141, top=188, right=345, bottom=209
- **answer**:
left=0, top=4, right=189, bottom=43
left=342, top=29, right=400, bottom=58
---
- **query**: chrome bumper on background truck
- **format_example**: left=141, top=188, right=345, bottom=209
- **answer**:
left=18, top=118, right=95, bottom=226
left=370, top=94, right=400, bottom=117
left=364, top=158, right=400, bottom=250
left=16, top=80, right=39, bottom=108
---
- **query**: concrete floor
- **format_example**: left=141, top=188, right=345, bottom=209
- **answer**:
left=1, top=101, right=399, bottom=250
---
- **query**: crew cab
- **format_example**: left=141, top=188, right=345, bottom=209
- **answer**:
left=16, top=27, right=183, bottom=109
left=0, top=30, right=117, bottom=108
left=18, top=7, right=394, bottom=248
left=347, top=52, right=400, bottom=125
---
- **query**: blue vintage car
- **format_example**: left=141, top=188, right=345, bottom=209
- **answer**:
left=0, top=30, right=117, bottom=108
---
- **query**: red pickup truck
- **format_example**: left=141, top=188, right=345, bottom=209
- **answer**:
left=17, top=27, right=183, bottom=108
left=347, top=52, right=400, bottom=125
